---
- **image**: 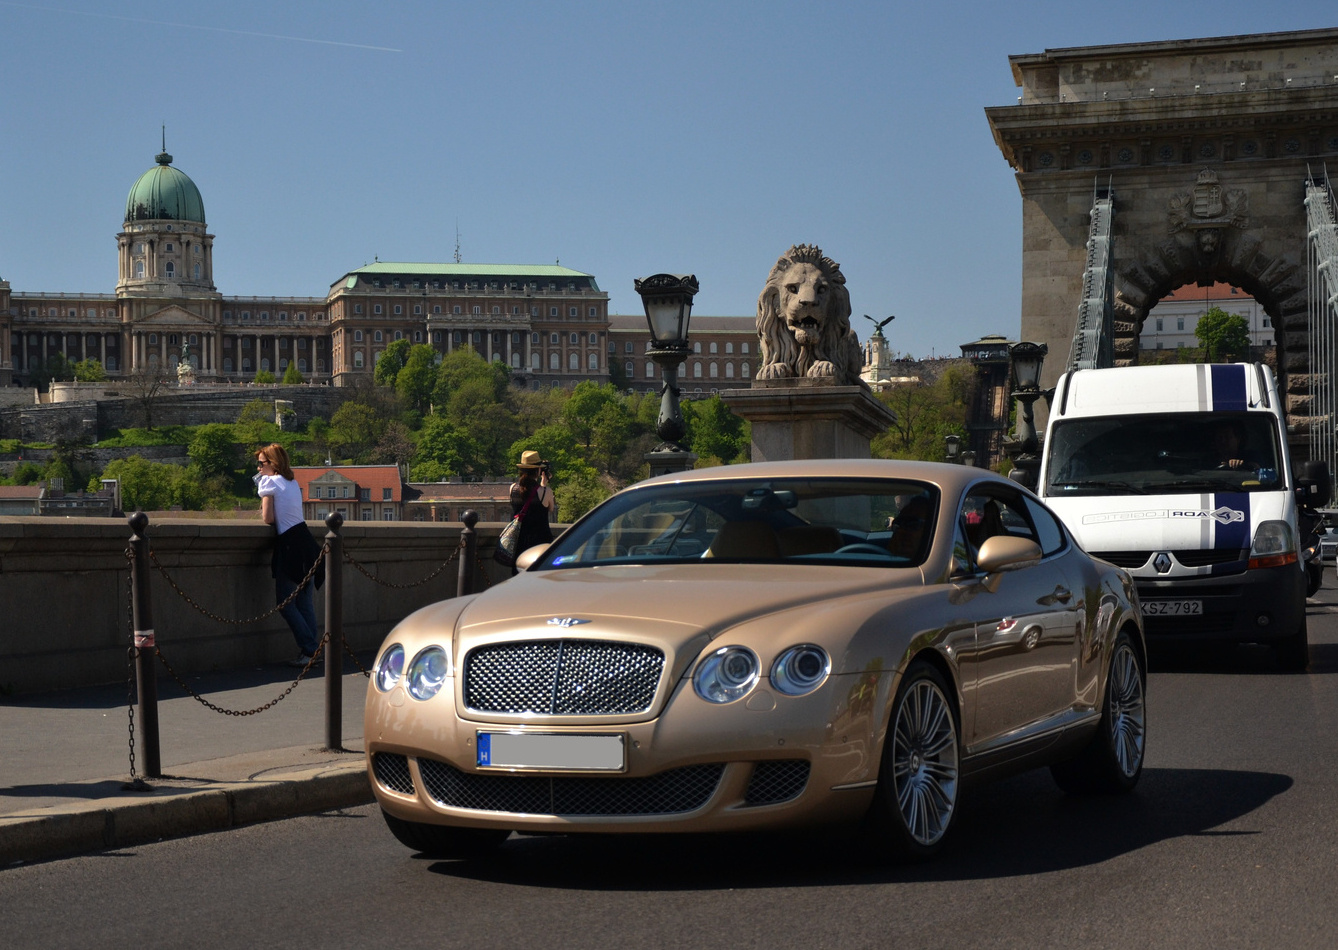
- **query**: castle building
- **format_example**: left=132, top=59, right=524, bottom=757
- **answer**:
left=607, top=314, right=758, bottom=395
left=1, top=150, right=611, bottom=390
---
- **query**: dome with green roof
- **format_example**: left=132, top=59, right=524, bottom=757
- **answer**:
left=124, top=151, right=205, bottom=224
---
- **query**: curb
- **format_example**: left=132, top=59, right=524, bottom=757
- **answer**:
left=1, top=764, right=373, bottom=868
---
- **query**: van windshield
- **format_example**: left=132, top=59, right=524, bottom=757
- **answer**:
left=1045, top=412, right=1283, bottom=496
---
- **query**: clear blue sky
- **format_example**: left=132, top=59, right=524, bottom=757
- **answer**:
left=0, top=1, right=1331, bottom=359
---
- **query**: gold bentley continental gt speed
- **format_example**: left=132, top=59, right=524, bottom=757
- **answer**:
left=365, top=459, right=1146, bottom=860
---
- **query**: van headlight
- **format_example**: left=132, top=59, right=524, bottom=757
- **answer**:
left=693, top=646, right=759, bottom=703
left=1249, top=520, right=1296, bottom=569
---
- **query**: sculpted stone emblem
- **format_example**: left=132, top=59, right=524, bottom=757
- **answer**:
left=755, top=244, right=865, bottom=387
left=1168, top=169, right=1249, bottom=255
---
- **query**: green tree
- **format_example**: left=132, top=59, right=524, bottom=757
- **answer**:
left=253, top=368, right=277, bottom=385
left=374, top=338, right=413, bottom=386
left=30, top=353, right=75, bottom=391
left=413, top=415, right=474, bottom=479
left=236, top=398, right=278, bottom=447
left=188, top=423, right=239, bottom=479
left=281, top=361, right=304, bottom=384
left=97, top=456, right=204, bottom=511
left=872, top=365, right=976, bottom=461
left=683, top=395, right=749, bottom=464
left=562, top=381, right=623, bottom=449
left=395, top=344, right=439, bottom=414
left=1194, top=306, right=1251, bottom=362
left=73, top=358, right=107, bottom=382
left=328, top=401, right=383, bottom=462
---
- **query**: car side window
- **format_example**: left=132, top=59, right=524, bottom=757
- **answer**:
left=1023, top=496, right=1068, bottom=557
left=958, top=489, right=1040, bottom=570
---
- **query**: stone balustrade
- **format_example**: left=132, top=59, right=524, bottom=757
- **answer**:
left=0, top=517, right=511, bottom=694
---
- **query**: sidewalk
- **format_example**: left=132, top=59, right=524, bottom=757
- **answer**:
left=0, top=658, right=376, bottom=867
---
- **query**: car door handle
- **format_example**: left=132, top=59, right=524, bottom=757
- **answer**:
left=1038, top=585, right=1072, bottom=606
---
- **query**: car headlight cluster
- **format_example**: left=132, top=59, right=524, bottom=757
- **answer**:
left=770, top=645, right=830, bottom=696
left=693, top=644, right=830, bottom=703
left=374, top=643, right=450, bottom=701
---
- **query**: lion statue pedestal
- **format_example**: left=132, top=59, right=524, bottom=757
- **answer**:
left=721, top=244, right=896, bottom=462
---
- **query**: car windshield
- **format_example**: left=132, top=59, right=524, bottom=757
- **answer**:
left=1044, top=411, right=1283, bottom=496
left=535, top=477, right=939, bottom=569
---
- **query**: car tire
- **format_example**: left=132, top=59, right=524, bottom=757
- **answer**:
left=1050, top=630, right=1146, bottom=795
left=1274, top=616, right=1309, bottom=672
left=381, top=810, right=509, bottom=858
left=868, top=660, right=960, bottom=860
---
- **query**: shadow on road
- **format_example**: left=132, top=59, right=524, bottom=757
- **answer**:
left=425, top=765, right=1292, bottom=888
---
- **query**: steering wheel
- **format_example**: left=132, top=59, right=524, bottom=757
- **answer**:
left=834, top=543, right=890, bottom=556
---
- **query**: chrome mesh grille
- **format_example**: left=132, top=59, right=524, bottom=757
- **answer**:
left=417, top=758, right=722, bottom=816
left=744, top=760, right=810, bottom=806
left=464, top=639, right=665, bottom=715
left=372, top=752, right=415, bottom=796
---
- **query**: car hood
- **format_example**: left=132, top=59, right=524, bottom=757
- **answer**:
left=455, top=562, right=915, bottom=660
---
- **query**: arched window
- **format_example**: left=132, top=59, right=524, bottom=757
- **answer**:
left=242, top=358, right=252, bottom=372
left=569, top=333, right=579, bottom=345
left=709, top=363, right=719, bottom=378
left=741, top=342, right=750, bottom=355
left=194, top=263, right=201, bottom=279
left=433, top=331, right=441, bottom=343
left=374, top=330, right=383, bottom=342
left=588, top=353, right=598, bottom=370
left=298, top=359, right=307, bottom=371
left=260, top=359, right=271, bottom=371
left=531, top=353, right=541, bottom=370
left=693, top=362, right=702, bottom=378
left=223, top=358, right=233, bottom=372
left=588, top=333, right=597, bottom=345
left=510, top=352, right=521, bottom=368
left=568, top=352, right=579, bottom=370
left=709, top=342, right=718, bottom=354
left=741, top=362, right=750, bottom=378
left=725, top=362, right=735, bottom=378
left=148, top=333, right=158, bottom=345
left=645, top=362, right=655, bottom=378
left=549, top=353, right=560, bottom=370
left=393, top=330, right=403, bottom=341
left=354, top=330, right=364, bottom=342
left=165, top=262, right=175, bottom=278
left=726, top=342, right=734, bottom=354
left=279, top=358, right=289, bottom=370
left=353, top=351, right=365, bottom=368
left=550, top=333, right=559, bottom=344
left=694, top=342, right=702, bottom=353
left=625, top=361, right=635, bottom=377
left=135, top=261, right=145, bottom=278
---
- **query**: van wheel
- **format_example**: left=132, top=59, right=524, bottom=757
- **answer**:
left=1274, top=617, right=1309, bottom=672
left=1051, top=631, right=1146, bottom=795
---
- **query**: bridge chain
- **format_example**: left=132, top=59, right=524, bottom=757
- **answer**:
left=123, top=549, right=149, bottom=789
left=154, top=633, right=330, bottom=717
left=342, top=543, right=461, bottom=589
left=148, top=541, right=328, bottom=625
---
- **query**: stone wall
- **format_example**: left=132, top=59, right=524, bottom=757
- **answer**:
left=0, top=517, right=513, bottom=694
left=0, top=386, right=346, bottom=442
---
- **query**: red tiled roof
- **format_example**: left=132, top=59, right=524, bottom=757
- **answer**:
left=1162, top=282, right=1252, bottom=303
left=406, top=480, right=513, bottom=503
left=292, top=465, right=402, bottom=502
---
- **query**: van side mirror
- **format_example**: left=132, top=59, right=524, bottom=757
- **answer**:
left=1297, top=460, right=1331, bottom=508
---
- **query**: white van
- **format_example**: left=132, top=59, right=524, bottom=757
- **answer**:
left=1036, top=362, right=1326, bottom=669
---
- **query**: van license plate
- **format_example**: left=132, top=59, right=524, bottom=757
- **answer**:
left=476, top=732, right=625, bottom=771
left=1142, top=600, right=1202, bottom=616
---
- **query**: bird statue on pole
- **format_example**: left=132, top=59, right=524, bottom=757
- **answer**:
left=863, top=314, right=896, bottom=336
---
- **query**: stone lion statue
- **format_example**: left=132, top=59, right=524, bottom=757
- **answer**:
left=755, top=244, right=865, bottom=386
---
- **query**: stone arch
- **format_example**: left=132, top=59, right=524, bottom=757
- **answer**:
left=986, top=28, right=1338, bottom=433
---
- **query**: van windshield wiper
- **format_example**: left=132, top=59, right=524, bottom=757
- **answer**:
left=1050, top=479, right=1148, bottom=495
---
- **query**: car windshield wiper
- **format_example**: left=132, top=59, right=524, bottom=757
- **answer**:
left=1051, top=479, right=1149, bottom=495
left=1156, top=477, right=1244, bottom=492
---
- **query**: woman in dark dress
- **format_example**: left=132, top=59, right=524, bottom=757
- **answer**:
left=509, top=450, right=556, bottom=572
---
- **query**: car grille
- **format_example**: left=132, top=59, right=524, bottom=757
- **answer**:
left=743, top=760, right=810, bottom=806
left=464, top=639, right=665, bottom=715
left=417, top=758, right=723, bottom=816
left=1093, top=549, right=1247, bottom=571
left=372, top=752, right=415, bottom=796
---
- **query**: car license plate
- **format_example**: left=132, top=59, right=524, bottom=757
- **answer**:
left=476, top=732, right=626, bottom=771
left=1142, top=600, right=1203, bottom=616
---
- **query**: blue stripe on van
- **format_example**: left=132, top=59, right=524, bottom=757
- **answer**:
left=1212, top=492, right=1251, bottom=570
left=1210, top=364, right=1247, bottom=412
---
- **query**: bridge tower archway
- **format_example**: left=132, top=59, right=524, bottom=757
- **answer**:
left=987, top=28, right=1338, bottom=431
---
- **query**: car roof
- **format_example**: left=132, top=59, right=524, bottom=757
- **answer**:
left=633, top=458, right=1014, bottom=495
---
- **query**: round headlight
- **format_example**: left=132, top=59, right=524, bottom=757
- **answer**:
left=771, top=645, right=830, bottom=696
left=374, top=644, right=405, bottom=692
left=406, top=646, right=449, bottom=701
left=693, top=646, right=759, bottom=704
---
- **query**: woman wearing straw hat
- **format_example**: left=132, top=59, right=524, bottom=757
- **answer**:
left=509, top=450, right=556, bottom=571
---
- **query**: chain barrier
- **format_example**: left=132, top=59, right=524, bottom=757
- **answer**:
left=474, top=555, right=494, bottom=589
left=343, top=639, right=372, bottom=678
left=148, top=541, right=329, bottom=624
left=343, top=543, right=459, bottom=589
left=123, top=549, right=150, bottom=791
left=155, top=632, right=331, bottom=716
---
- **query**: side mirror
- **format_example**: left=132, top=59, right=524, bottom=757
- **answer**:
left=1297, top=460, right=1331, bottom=508
left=977, top=535, right=1042, bottom=581
left=515, top=544, right=550, bottom=571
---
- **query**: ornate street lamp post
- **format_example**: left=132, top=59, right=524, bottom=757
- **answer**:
left=944, top=433, right=961, bottom=463
left=635, top=273, right=699, bottom=476
left=1008, top=341, right=1048, bottom=489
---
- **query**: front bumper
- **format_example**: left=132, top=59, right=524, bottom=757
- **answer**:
left=1135, top=562, right=1305, bottom=643
left=363, top=672, right=888, bottom=834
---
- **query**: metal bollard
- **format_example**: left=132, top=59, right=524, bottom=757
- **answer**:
left=458, top=509, right=479, bottom=597
left=324, top=512, right=344, bottom=752
left=128, top=512, right=162, bottom=778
